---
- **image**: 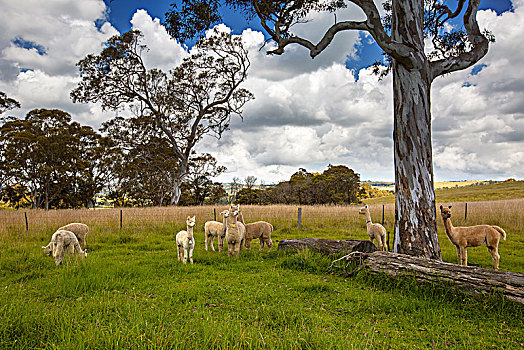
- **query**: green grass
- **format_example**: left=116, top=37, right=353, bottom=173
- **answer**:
left=1, top=222, right=523, bottom=349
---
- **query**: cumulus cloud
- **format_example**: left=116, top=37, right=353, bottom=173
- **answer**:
left=1, top=1, right=522, bottom=184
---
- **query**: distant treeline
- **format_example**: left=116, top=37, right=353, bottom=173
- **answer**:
left=234, top=166, right=391, bottom=205
left=1, top=109, right=390, bottom=209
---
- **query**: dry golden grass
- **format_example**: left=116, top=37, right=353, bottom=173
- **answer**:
left=2, top=199, right=521, bottom=237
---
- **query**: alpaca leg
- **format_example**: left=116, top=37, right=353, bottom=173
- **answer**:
left=455, top=246, right=462, bottom=265
left=461, top=247, right=468, bottom=266
left=53, top=242, right=64, bottom=265
left=210, top=236, right=215, bottom=252
left=218, top=236, right=224, bottom=252
left=182, top=248, right=188, bottom=264
left=74, top=243, right=86, bottom=258
left=177, top=245, right=182, bottom=262
left=228, top=244, right=233, bottom=258
left=234, top=243, right=241, bottom=257
left=382, top=235, right=388, bottom=251
left=266, top=238, right=273, bottom=252
left=205, top=235, right=209, bottom=251
left=259, top=238, right=264, bottom=252
left=189, top=246, right=194, bottom=265
left=488, top=246, right=500, bottom=270
left=374, top=235, right=383, bottom=251
left=67, top=244, right=75, bottom=255
left=245, top=238, right=251, bottom=251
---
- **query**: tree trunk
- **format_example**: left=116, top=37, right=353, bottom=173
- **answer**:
left=333, top=252, right=524, bottom=305
left=278, top=238, right=377, bottom=255
left=391, top=0, right=441, bottom=259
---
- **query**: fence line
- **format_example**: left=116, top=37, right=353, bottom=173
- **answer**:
left=2, top=200, right=522, bottom=235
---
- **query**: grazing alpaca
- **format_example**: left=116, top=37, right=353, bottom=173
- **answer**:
left=176, top=216, right=196, bottom=264
left=204, top=210, right=228, bottom=252
left=225, top=207, right=246, bottom=257
left=57, top=223, right=89, bottom=250
left=358, top=205, right=387, bottom=251
left=440, top=205, right=506, bottom=270
left=42, top=230, right=87, bottom=266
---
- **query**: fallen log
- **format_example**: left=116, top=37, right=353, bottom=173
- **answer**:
left=277, top=238, right=377, bottom=254
left=332, top=251, right=524, bottom=305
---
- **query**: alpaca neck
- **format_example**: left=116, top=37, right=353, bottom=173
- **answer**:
left=443, top=217, right=455, bottom=240
left=238, top=212, right=245, bottom=224
left=187, top=226, right=194, bottom=239
left=365, top=211, right=372, bottom=225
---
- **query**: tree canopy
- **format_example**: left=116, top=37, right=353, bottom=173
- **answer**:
left=71, top=28, right=253, bottom=205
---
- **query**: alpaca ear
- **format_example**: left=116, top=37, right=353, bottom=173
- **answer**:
left=448, top=205, right=452, bottom=209
left=440, top=205, right=443, bottom=210
left=41, top=246, right=46, bottom=249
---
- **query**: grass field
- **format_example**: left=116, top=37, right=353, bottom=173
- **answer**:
left=1, top=184, right=523, bottom=349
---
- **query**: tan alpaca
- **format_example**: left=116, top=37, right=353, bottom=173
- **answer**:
left=204, top=210, right=228, bottom=252
left=358, top=205, right=387, bottom=251
left=176, top=216, right=196, bottom=264
left=234, top=204, right=273, bottom=252
left=440, top=205, right=506, bottom=270
left=42, top=230, right=87, bottom=266
left=225, top=206, right=246, bottom=257
left=58, top=223, right=89, bottom=250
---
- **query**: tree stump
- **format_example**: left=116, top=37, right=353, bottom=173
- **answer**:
left=333, top=251, right=524, bottom=304
left=277, top=238, right=377, bottom=255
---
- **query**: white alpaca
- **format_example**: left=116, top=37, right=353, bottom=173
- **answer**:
left=57, top=223, right=89, bottom=250
left=204, top=210, right=228, bottom=252
left=225, top=206, right=246, bottom=257
left=42, top=230, right=87, bottom=266
left=176, top=216, right=196, bottom=264
left=440, top=205, right=506, bottom=270
left=358, top=205, right=387, bottom=251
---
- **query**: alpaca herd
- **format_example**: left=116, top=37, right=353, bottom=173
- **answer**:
left=41, top=204, right=507, bottom=270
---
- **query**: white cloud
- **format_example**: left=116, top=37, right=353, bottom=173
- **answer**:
left=1, top=1, right=522, bottom=184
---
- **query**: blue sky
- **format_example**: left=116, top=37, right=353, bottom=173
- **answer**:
left=104, top=0, right=514, bottom=75
left=1, top=0, right=522, bottom=183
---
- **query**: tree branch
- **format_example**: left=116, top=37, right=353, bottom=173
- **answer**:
left=430, top=0, right=490, bottom=80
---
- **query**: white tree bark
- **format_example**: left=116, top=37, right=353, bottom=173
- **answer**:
left=391, top=0, right=441, bottom=259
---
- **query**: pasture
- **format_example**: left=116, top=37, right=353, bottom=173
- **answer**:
left=1, top=195, right=523, bottom=348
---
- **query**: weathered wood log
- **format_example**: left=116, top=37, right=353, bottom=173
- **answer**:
left=334, top=251, right=524, bottom=304
left=277, top=238, right=377, bottom=254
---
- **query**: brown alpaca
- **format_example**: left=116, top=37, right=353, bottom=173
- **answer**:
left=440, top=205, right=506, bottom=270
left=234, top=204, right=273, bottom=252
left=358, top=205, right=387, bottom=251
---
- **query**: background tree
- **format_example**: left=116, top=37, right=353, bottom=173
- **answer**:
left=165, top=0, right=493, bottom=259
left=0, top=92, right=20, bottom=115
left=244, top=175, right=257, bottom=189
left=0, top=109, right=109, bottom=209
left=179, top=153, right=226, bottom=205
left=71, top=29, right=253, bottom=205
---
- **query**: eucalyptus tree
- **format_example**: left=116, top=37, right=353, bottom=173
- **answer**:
left=165, top=0, right=493, bottom=259
left=71, top=29, right=253, bottom=205
left=0, top=92, right=20, bottom=115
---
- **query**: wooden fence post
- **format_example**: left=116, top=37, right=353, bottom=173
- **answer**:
left=382, top=205, right=385, bottom=225
left=24, top=212, right=28, bottom=231
left=297, top=207, right=302, bottom=228
left=464, top=202, right=468, bottom=222
left=214, top=208, right=217, bottom=221
left=120, top=209, right=123, bottom=229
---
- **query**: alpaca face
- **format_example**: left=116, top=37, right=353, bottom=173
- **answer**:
left=42, top=243, right=53, bottom=256
left=358, top=205, right=369, bottom=215
left=186, top=216, right=196, bottom=228
left=440, top=205, right=452, bottom=219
